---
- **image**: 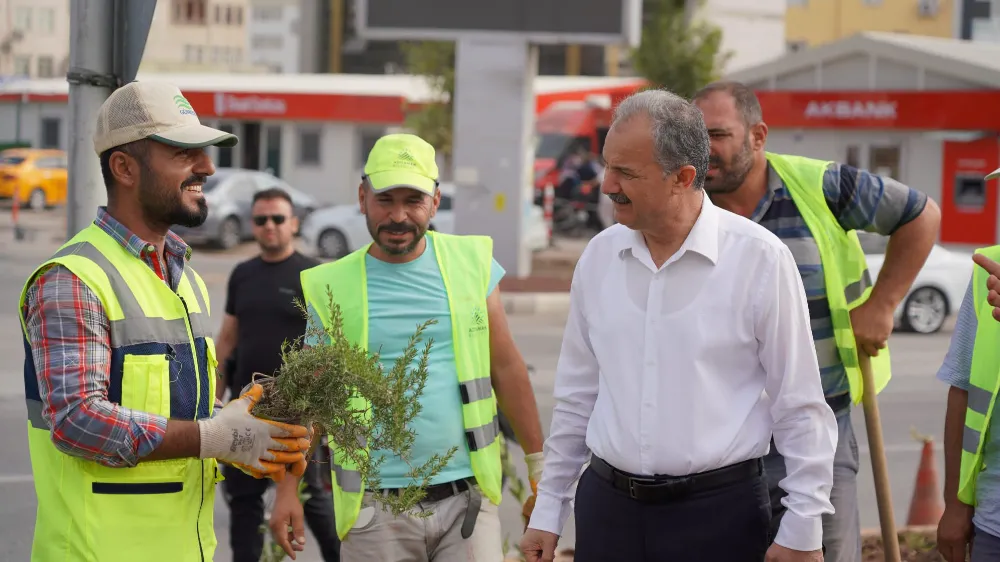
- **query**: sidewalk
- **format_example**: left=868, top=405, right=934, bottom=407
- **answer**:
left=499, top=237, right=584, bottom=315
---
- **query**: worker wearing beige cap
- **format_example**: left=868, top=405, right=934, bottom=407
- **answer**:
left=17, top=80, right=312, bottom=562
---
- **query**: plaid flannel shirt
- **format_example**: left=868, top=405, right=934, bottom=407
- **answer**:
left=22, top=207, right=219, bottom=468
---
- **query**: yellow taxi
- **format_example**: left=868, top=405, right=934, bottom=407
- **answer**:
left=0, top=148, right=68, bottom=210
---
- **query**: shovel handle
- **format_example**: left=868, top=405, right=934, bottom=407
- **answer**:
left=859, top=352, right=901, bottom=562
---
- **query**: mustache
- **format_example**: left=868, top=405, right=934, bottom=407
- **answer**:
left=181, top=174, right=208, bottom=188
left=709, top=156, right=723, bottom=168
left=378, top=221, right=417, bottom=234
left=607, top=192, right=631, bottom=204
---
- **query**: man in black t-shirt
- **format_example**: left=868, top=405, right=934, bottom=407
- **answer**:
left=214, top=187, right=340, bottom=562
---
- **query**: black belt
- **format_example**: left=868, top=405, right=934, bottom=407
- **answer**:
left=826, top=393, right=851, bottom=414
left=372, top=477, right=481, bottom=538
left=589, top=455, right=762, bottom=504
left=375, top=477, right=472, bottom=504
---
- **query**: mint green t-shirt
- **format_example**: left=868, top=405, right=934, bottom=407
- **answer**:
left=306, top=236, right=504, bottom=488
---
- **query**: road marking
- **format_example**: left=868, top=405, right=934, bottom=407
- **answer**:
left=0, top=474, right=33, bottom=484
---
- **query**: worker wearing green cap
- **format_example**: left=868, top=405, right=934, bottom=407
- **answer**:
left=268, top=133, right=546, bottom=561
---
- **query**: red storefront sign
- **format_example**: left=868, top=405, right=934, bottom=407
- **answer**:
left=755, top=91, right=1000, bottom=130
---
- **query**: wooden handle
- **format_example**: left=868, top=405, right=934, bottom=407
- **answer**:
left=859, top=352, right=901, bottom=562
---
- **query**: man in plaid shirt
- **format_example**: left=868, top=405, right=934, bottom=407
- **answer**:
left=694, top=81, right=941, bottom=562
left=19, top=81, right=312, bottom=561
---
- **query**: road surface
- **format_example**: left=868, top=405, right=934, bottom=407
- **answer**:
left=0, top=218, right=956, bottom=560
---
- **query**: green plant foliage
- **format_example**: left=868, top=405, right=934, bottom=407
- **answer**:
left=251, top=287, right=457, bottom=516
left=630, top=0, right=732, bottom=99
left=401, top=41, right=456, bottom=159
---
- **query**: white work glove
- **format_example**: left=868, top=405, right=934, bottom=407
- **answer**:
left=197, top=383, right=311, bottom=481
left=522, top=452, right=545, bottom=528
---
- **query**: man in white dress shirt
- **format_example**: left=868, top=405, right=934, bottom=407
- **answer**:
left=519, top=89, right=838, bottom=562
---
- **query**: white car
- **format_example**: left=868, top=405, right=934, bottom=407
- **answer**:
left=300, top=185, right=551, bottom=259
left=859, top=232, right=973, bottom=334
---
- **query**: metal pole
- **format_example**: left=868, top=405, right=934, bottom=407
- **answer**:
left=67, top=0, right=115, bottom=239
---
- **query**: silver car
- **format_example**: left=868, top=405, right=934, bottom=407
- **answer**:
left=173, top=168, right=318, bottom=249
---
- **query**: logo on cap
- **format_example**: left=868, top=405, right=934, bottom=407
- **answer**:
left=395, top=149, right=418, bottom=168
left=174, top=95, right=196, bottom=116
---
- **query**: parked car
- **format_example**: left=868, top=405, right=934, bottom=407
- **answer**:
left=300, top=184, right=551, bottom=259
left=172, top=168, right=318, bottom=249
left=0, top=148, right=68, bottom=211
left=859, top=232, right=972, bottom=334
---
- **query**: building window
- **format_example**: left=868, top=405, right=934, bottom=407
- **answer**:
left=863, top=0, right=882, bottom=5
left=846, top=145, right=861, bottom=169
left=14, top=56, right=31, bottom=77
left=14, top=7, right=31, bottom=30
left=37, top=56, right=54, bottom=78
left=298, top=129, right=321, bottom=165
left=254, top=6, right=283, bottom=20
left=214, top=4, right=222, bottom=23
left=252, top=35, right=284, bottom=49
left=37, top=8, right=55, bottom=33
left=357, top=128, right=386, bottom=166
left=787, top=0, right=807, bottom=5
left=40, top=118, right=61, bottom=149
left=174, top=0, right=207, bottom=24
left=184, top=45, right=204, bottom=64
left=235, top=6, right=243, bottom=24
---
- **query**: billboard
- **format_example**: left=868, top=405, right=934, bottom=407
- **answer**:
left=355, top=0, right=642, bottom=47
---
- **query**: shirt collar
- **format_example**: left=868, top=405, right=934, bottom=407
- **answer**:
left=750, top=163, right=783, bottom=222
left=613, top=191, right=720, bottom=265
left=94, top=206, right=193, bottom=261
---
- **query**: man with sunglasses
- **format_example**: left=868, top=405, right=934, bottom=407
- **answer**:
left=214, top=187, right=341, bottom=562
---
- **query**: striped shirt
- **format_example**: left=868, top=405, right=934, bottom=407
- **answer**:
left=21, top=207, right=214, bottom=468
left=750, top=161, right=927, bottom=415
left=936, top=280, right=1000, bottom=539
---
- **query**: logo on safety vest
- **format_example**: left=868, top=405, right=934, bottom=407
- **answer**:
left=469, top=306, right=487, bottom=335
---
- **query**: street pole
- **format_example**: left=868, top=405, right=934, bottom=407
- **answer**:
left=67, top=0, right=115, bottom=239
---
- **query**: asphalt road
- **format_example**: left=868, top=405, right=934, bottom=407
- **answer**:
left=0, top=215, right=956, bottom=561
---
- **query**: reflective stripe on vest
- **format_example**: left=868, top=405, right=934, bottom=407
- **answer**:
left=765, top=152, right=892, bottom=405
left=958, top=244, right=1000, bottom=505
left=18, top=223, right=220, bottom=562
left=301, top=231, right=503, bottom=540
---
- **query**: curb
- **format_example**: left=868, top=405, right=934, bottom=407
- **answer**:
left=502, top=292, right=571, bottom=316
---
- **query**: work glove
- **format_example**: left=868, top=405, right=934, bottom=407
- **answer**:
left=522, top=451, right=545, bottom=529
left=197, top=383, right=311, bottom=482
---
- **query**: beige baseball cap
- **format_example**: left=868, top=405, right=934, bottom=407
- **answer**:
left=93, top=81, right=238, bottom=155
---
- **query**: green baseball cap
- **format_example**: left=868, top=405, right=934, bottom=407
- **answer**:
left=363, top=133, right=439, bottom=196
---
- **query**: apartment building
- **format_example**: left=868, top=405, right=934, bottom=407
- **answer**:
left=246, top=0, right=301, bottom=73
left=0, top=0, right=70, bottom=79
left=141, top=0, right=261, bottom=72
left=785, top=0, right=954, bottom=50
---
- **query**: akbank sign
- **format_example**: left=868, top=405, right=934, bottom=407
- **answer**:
left=213, top=93, right=288, bottom=117
left=803, top=100, right=898, bottom=121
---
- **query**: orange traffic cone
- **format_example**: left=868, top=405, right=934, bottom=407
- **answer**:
left=907, top=431, right=944, bottom=526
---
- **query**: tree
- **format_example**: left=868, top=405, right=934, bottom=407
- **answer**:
left=400, top=41, right=456, bottom=162
left=630, top=0, right=732, bottom=99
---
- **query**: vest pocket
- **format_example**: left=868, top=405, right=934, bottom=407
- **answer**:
left=121, top=353, right=172, bottom=417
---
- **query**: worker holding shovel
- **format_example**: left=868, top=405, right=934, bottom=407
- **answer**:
left=693, top=81, right=941, bottom=562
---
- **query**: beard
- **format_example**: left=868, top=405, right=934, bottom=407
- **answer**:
left=705, top=136, right=754, bottom=194
left=366, top=215, right=427, bottom=256
left=138, top=171, right=209, bottom=229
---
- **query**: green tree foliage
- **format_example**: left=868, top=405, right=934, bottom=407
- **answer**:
left=252, top=288, right=455, bottom=515
left=401, top=41, right=456, bottom=159
left=630, top=0, right=732, bottom=99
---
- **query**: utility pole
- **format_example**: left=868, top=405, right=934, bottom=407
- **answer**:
left=66, top=0, right=115, bottom=239
left=66, top=0, right=156, bottom=240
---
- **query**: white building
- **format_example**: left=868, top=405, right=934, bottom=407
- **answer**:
left=0, top=72, right=647, bottom=205
left=246, top=0, right=302, bottom=73
left=0, top=0, right=70, bottom=79
left=725, top=32, right=1000, bottom=247
left=695, top=0, right=787, bottom=73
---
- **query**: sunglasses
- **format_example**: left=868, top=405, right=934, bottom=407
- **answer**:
left=252, top=214, right=288, bottom=226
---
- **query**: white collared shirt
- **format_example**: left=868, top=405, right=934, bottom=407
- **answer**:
left=528, top=194, right=837, bottom=551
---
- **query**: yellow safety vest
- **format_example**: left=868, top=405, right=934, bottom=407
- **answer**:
left=766, top=152, right=892, bottom=404
left=18, top=223, right=221, bottom=562
left=958, top=244, right=1000, bottom=505
left=300, top=231, right=503, bottom=540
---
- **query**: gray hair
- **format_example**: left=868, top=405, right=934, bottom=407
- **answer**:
left=612, top=88, right=710, bottom=189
